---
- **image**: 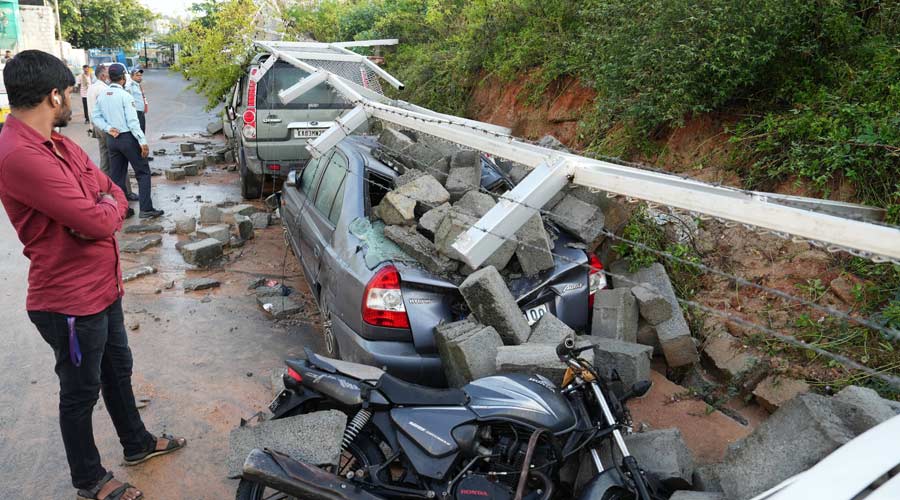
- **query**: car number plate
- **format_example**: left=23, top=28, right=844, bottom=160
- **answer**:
left=523, top=303, right=550, bottom=326
left=293, top=128, right=326, bottom=138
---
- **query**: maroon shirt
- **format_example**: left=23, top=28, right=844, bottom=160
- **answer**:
left=0, top=115, right=128, bottom=316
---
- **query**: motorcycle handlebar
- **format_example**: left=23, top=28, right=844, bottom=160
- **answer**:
left=556, top=336, right=576, bottom=359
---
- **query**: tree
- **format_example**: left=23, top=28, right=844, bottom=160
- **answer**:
left=58, top=0, right=156, bottom=50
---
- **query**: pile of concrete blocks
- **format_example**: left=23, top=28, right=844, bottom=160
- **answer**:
left=179, top=203, right=268, bottom=266
left=374, top=128, right=564, bottom=279
left=693, top=386, right=898, bottom=499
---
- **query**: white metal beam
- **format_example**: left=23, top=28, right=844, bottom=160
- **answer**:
left=333, top=39, right=399, bottom=48
left=278, top=71, right=328, bottom=105
left=281, top=51, right=363, bottom=63
left=265, top=39, right=399, bottom=49
left=452, top=158, right=572, bottom=267
left=306, top=106, right=369, bottom=159
left=329, top=44, right=405, bottom=90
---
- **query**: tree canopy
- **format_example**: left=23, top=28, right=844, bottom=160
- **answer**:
left=58, top=0, right=156, bottom=50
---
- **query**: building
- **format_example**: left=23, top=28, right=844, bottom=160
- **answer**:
left=0, top=0, right=86, bottom=69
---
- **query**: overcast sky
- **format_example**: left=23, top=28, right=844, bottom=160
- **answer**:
left=140, top=0, right=192, bottom=18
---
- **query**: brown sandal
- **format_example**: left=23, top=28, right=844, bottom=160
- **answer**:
left=76, top=472, right=143, bottom=500
left=123, top=433, right=187, bottom=466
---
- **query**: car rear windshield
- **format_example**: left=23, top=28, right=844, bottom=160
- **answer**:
left=256, top=62, right=351, bottom=110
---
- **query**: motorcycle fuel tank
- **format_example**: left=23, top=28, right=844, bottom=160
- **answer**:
left=463, top=374, right=577, bottom=434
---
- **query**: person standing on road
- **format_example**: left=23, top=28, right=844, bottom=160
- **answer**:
left=0, top=50, right=186, bottom=500
left=79, top=65, right=91, bottom=124
left=92, top=63, right=163, bottom=219
left=126, top=68, right=147, bottom=133
left=87, top=65, right=138, bottom=203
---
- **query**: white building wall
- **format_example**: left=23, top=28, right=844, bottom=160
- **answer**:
left=17, top=5, right=57, bottom=56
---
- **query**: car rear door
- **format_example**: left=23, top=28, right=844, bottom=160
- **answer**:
left=255, top=60, right=352, bottom=163
left=297, top=149, right=349, bottom=287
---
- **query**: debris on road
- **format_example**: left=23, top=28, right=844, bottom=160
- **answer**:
left=121, top=234, right=163, bottom=253
left=165, top=168, right=187, bottom=181
left=258, top=296, right=304, bottom=319
left=226, top=410, right=346, bottom=477
left=184, top=277, right=221, bottom=292
left=122, top=265, right=157, bottom=282
left=175, top=216, right=197, bottom=234
left=181, top=238, right=224, bottom=266
left=124, top=223, right=163, bottom=234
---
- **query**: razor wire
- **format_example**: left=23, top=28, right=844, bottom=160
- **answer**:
left=372, top=139, right=900, bottom=343
left=317, top=155, right=900, bottom=390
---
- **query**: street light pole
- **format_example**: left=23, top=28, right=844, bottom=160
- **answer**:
left=52, top=0, right=65, bottom=59
left=143, top=38, right=148, bottom=67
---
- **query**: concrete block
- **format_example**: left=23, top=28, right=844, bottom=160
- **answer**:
left=123, top=223, right=163, bottom=234
left=174, top=216, right=197, bottom=234
left=181, top=238, right=223, bottom=266
left=434, top=208, right=478, bottom=260
left=716, top=393, right=854, bottom=499
left=609, top=262, right=698, bottom=367
left=434, top=320, right=503, bottom=388
left=527, top=313, right=574, bottom=345
left=250, top=212, right=270, bottom=229
left=515, top=214, right=555, bottom=276
left=692, top=464, right=723, bottom=493
left=636, top=319, right=661, bottom=355
left=257, top=295, right=304, bottom=319
left=418, top=203, right=450, bottom=239
left=508, top=163, right=532, bottom=185
left=398, top=174, right=451, bottom=215
left=226, top=410, right=346, bottom=477
left=182, top=162, right=200, bottom=176
left=235, top=214, right=255, bottom=240
left=197, top=224, right=231, bottom=244
left=183, top=277, right=221, bottom=291
left=122, top=265, right=156, bottom=282
left=428, top=156, right=451, bottom=184
left=549, top=195, right=605, bottom=244
left=669, top=492, right=725, bottom=500
left=496, top=343, right=593, bottom=385
left=377, top=191, right=417, bottom=225
left=454, top=190, right=495, bottom=218
left=179, top=143, right=195, bottom=153
left=378, top=127, right=416, bottom=154
left=631, top=283, right=673, bottom=325
left=207, top=120, right=224, bottom=134
left=831, top=385, right=896, bottom=435
left=384, top=225, right=458, bottom=275
left=704, top=330, right=761, bottom=381
left=165, top=168, right=186, bottom=181
left=255, top=285, right=288, bottom=298
left=625, top=429, right=694, bottom=490
left=199, top=205, right=222, bottom=224
left=752, top=375, right=809, bottom=413
left=591, top=338, right=653, bottom=391
left=401, top=142, right=445, bottom=172
left=221, top=204, right=258, bottom=224
left=459, top=266, right=531, bottom=345
left=121, top=234, right=162, bottom=253
left=445, top=150, right=482, bottom=202
left=591, top=288, right=638, bottom=343
left=394, top=168, right=425, bottom=187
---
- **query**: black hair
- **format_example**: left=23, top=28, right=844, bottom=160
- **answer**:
left=3, top=50, right=76, bottom=110
left=82, top=65, right=89, bottom=69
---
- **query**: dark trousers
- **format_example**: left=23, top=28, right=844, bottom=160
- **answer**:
left=82, top=97, right=89, bottom=121
left=107, top=132, right=153, bottom=212
left=28, top=298, right=154, bottom=489
left=136, top=111, right=146, bottom=134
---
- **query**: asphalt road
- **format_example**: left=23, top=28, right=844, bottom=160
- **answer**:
left=0, top=70, right=323, bottom=499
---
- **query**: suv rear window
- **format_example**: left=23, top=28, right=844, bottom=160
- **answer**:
left=256, top=61, right=351, bottom=110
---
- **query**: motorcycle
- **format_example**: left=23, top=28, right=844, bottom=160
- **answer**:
left=235, top=337, right=660, bottom=500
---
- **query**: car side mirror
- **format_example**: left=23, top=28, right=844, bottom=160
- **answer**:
left=286, top=170, right=298, bottom=187
left=226, top=106, right=236, bottom=121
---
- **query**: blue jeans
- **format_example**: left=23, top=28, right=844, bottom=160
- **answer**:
left=28, top=298, right=154, bottom=489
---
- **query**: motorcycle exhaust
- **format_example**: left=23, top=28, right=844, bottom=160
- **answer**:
left=241, top=448, right=384, bottom=500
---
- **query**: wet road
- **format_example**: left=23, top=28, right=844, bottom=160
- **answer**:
left=0, top=70, right=323, bottom=499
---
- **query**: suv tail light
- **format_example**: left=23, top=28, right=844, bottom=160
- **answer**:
left=362, top=265, right=410, bottom=329
left=588, top=253, right=607, bottom=309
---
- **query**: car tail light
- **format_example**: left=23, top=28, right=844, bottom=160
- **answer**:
left=268, top=164, right=282, bottom=171
left=362, top=265, right=410, bottom=329
left=287, top=367, right=302, bottom=382
left=242, top=109, right=256, bottom=125
left=242, top=124, right=257, bottom=139
left=588, top=253, right=607, bottom=309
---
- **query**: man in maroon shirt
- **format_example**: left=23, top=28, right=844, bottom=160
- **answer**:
left=0, top=51, right=185, bottom=500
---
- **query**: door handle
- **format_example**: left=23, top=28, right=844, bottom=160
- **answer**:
left=262, top=118, right=282, bottom=124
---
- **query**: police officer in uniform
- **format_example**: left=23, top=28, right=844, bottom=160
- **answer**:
left=91, top=63, right=162, bottom=219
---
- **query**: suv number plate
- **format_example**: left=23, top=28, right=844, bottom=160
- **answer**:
left=523, top=303, right=549, bottom=326
left=293, top=128, right=327, bottom=138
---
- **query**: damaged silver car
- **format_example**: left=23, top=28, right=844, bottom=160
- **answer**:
left=281, top=134, right=607, bottom=387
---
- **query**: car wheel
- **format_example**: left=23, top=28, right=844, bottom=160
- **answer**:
left=239, top=148, right=263, bottom=199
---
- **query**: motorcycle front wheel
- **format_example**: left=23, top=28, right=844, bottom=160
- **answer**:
left=234, top=437, right=384, bottom=500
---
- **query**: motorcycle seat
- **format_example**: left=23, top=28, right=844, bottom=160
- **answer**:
left=377, top=373, right=468, bottom=406
left=305, top=349, right=385, bottom=382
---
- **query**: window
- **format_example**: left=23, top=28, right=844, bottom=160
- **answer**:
left=328, top=176, right=347, bottom=226
left=299, top=152, right=329, bottom=195
left=313, top=152, right=349, bottom=224
left=256, top=61, right=352, bottom=110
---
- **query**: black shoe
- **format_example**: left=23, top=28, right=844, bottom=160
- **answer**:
left=147, top=157, right=155, bottom=162
left=139, top=209, right=164, bottom=219
left=126, top=193, right=140, bottom=201
left=126, top=208, right=136, bottom=218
